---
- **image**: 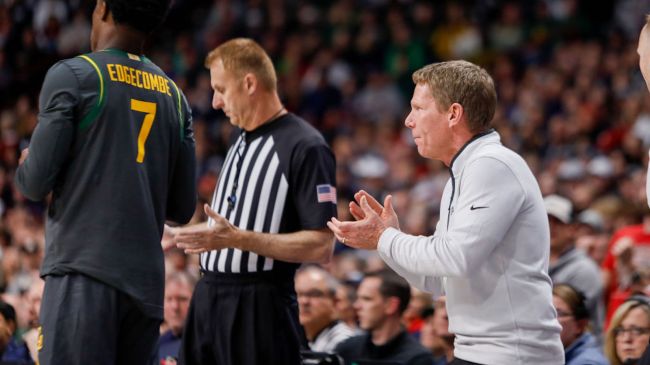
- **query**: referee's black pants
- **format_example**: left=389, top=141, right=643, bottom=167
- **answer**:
left=179, top=270, right=304, bottom=365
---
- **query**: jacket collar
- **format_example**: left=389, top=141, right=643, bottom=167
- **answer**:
left=449, top=129, right=499, bottom=176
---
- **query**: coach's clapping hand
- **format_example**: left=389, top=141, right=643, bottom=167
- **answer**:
left=327, top=190, right=400, bottom=250
left=175, top=204, right=238, bottom=254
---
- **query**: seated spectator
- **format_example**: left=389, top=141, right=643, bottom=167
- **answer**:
left=335, top=281, right=359, bottom=330
left=0, top=300, right=31, bottom=364
left=402, top=287, right=432, bottom=339
left=152, top=271, right=196, bottom=365
left=295, top=265, right=356, bottom=353
left=601, top=214, right=650, bottom=328
left=21, top=278, right=43, bottom=363
left=604, top=295, right=650, bottom=365
left=420, top=297, right=454, bottom=365
left=545, top=194, right=604, bottom=339
left=335, top=270, right=433, bottom=365
left=552, top=284, right=608, bottom=365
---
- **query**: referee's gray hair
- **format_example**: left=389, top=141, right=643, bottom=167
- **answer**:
left=296, top=265, right=340, bottom=297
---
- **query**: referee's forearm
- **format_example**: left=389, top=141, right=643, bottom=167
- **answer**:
left=233, top=228, right=334, bottom=264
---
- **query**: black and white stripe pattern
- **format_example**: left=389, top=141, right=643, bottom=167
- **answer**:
left=200, top=132, right=288, bottom=273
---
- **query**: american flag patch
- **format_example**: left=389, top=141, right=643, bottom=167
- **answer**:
left=316, top=184, right=337, bottom=204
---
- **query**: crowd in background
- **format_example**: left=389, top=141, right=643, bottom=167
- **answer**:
left=2, top=0, right=650, bottom=363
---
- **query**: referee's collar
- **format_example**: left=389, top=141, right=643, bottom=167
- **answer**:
left=245, top=112, right=290, bottom=140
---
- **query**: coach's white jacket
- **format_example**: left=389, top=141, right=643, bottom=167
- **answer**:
left=378, top=130, right=563, bottom=365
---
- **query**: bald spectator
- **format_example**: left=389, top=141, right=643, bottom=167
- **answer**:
left=295, top=266, right=356, bottom=353
left=335, top=270, right=433, bottom=365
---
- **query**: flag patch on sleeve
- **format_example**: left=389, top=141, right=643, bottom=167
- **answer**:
left=316, top=184, right=337, bottom=204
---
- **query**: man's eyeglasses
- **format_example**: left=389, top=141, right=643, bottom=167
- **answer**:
left=613, top=326, right=650, bottom=339
left=296, top=289, right=333, bottom=299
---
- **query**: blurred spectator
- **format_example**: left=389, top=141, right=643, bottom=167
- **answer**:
left=21, top=278, right=43, bottom=363
left=602, top=213, right=650, bottom=327
left=402, top=287, right=432, bottom=339
left=604, top=295, right=650, bottom=365
left=420, top=297, right=454, bottom=365
left=335, top=270, right=433, bottom=365
left=575, top=209, right=610, bottom=264
left=552, top=284, right=608, bottom=365
left=334, top=281, right=358, bottom=330
left=152, top=271, right=197, bottom=365
left=0, top=300, right=31, bottom=364
left=544, top=194, right=605, bottom=339
left=295, top=265, right=356, bottom=353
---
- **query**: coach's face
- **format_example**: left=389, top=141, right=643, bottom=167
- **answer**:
left=210, top=59, right=251, bottom=129
left=404, top=83, right=454, bottom=164
left=639, top=25, right=650, bottom=93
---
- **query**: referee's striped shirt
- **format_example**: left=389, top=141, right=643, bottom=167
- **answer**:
left=200, top=113, right=337, bottom=274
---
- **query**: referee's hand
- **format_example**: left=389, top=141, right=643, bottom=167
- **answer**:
left=175, top=204, right=237, bottom=254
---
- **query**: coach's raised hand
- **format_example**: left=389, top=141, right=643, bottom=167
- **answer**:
left=327, top=191, right=399, bottom=250
left=175, top=204, right=238, bottom=254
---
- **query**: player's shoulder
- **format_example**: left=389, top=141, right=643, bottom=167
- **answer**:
left=45, top=51, right=108, bottom=82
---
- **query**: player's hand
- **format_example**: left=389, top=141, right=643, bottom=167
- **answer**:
left=175, top=204, right=237, bottom=254
left=18, top=148, right=29, bottom=165
left=328, top=194, right=399, bottom=250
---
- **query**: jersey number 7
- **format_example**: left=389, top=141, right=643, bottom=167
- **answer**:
left=130, top=99, right=157, bottom=163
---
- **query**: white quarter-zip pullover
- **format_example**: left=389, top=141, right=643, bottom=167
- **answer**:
left=378, top=131, right=563, bottom=365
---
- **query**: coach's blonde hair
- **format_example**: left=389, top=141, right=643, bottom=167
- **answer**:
left=412, top=60, right=497, bottom=133
left=205, top=38, right=277, bottom=92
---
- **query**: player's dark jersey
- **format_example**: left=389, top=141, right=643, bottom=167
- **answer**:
left=15, top=49, right=196, bottom=319
left=200, top=113, right=336, bottom=277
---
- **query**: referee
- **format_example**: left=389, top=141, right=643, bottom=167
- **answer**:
left=173, top=38, right=337, bottom=365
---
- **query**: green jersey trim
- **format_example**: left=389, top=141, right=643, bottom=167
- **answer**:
left=169, top=79, right=184, bottom=140
left=78, top=55, right=106, bottom=131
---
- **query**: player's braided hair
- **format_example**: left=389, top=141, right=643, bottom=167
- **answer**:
left=104, top=0, right=171, bottom=34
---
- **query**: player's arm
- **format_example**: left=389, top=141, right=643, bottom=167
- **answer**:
left=166, top=91, right=196, bottom=224
left=15, top=61, right=78, bottom=201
